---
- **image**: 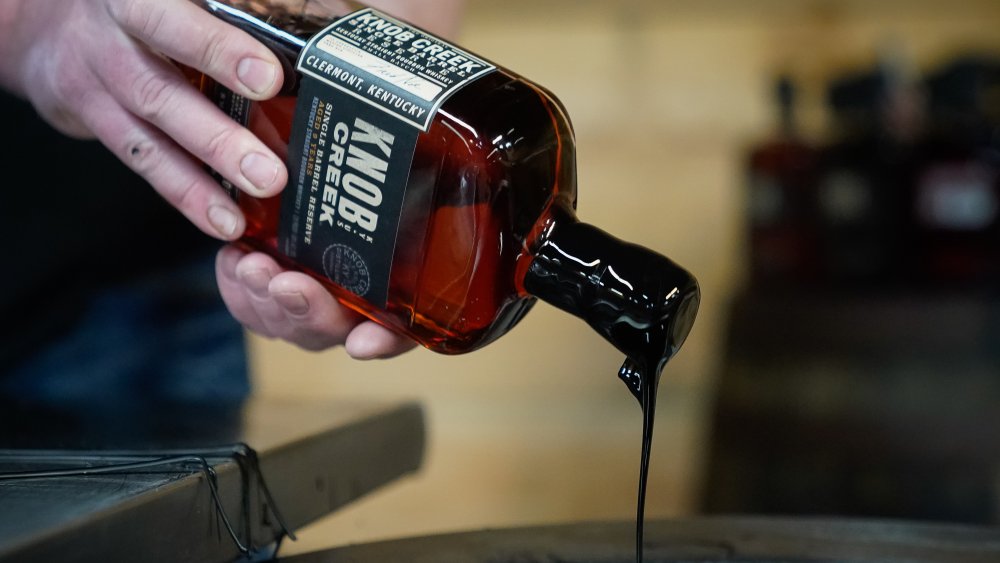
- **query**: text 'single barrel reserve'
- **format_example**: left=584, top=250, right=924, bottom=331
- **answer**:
left=192, top=2, right=700, bottom=561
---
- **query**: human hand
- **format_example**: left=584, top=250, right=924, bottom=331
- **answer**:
left=0, top=0, right=461, bottom=357
left=0, top=0, right=288, bottom=240
left=216, top=245, right=417, bottom=358
left=211, top=0, right=463, bottom=357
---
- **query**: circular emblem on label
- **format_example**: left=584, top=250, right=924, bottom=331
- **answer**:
left=322, top=244, right=370, bottom=297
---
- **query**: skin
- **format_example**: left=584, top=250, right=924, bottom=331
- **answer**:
left=0, top=0, right=464, bottom=359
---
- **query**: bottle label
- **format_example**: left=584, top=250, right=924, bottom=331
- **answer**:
left=279, top=8, right=495, bottom=308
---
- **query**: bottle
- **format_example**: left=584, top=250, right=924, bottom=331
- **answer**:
left=911, top=56, right=1000, bottom=286
left=745, top=74, right=820, bottom=288
left=191, top=0, right=700, bottom=358
left=815, top=63, right=918, bottom=287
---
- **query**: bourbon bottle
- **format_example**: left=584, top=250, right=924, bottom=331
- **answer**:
left=193, top=0, right=700, bottom=357
left=912, top=57, right=1000, bottom=285
left=745, top=75, right=820, bottom=287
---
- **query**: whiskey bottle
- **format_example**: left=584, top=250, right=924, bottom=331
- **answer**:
left=745, top=75, right=820, bottom=288
left=912, top=57, right=1000, bottom=285
left=193, top=0, right=700, bottom=357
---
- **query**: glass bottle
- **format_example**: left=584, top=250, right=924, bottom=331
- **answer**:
left=912, top=56, right=1000, bottom=286
left=745, top=75, right=820, bottom=288
left=191, top=0, right=700, bottom=358
left=815, top=65, right=918, bottom=287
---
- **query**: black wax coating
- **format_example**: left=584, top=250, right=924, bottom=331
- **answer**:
left=524, top=219, right=700, bottom=384
left=524, top=215, right=700, bottom=563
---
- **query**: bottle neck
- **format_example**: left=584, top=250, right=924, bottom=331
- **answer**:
left=522, top=211, right=700, bottom=386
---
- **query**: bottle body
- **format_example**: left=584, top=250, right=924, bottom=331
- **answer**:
left=815, top=70, right=917, bottom=286
left=198, top=1, right=578, bottom=353
left=197, top=1, right=698, bottom=359
left=745, top=76, right=821, bottom=287
left=911, top=57, right=1000, bottom=285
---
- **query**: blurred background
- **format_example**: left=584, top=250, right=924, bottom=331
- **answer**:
left=255, top=0, right=1000, bottom=555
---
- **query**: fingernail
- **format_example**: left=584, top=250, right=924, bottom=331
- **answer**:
left=241, top=152, right=280, bottom=193
left=274, top=291, right=309, bottom=315
left=237, top=57, right=277, bottom=95
left=208, top=205, right=239, bottom=238
left=240, top=269, right=272, bottom=299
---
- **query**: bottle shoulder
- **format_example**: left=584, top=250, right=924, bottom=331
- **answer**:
left=431, top=69, right=578, bottom=221
left=438, top=69, right=575, bottom=168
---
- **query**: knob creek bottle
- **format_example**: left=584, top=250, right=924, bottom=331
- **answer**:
left=193, top=0, right=700, bottom=357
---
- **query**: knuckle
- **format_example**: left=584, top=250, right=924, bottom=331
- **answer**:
left=154, top=172, right=203, bottom=219
left=46, top=67, right=75, bottom=105
left=109, top=0, right=166, bottom=40
left=197, top=29, right=230, bottom=73
left=131, top=69, right=179, bottom=121
left=201, top=125, right=239, bottom=164
left=173, top=177, right=205, bottom=216
left=42, top=48, right=86, bottom=106
left=41, top=104, right=92, bottom=139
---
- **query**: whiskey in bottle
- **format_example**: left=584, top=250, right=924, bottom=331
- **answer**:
left=913, top=57, right=1000, bottom=285
left=194, top=0, right=700, bottom=357
left=196, top=3, right=700, bottom=562
left=745, top=75, right=820, bottom=287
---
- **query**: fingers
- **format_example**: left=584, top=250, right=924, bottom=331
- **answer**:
left=78, top=87, right=245, bottom=239
left=217, top=246, right=273, bottom=334
left=25, top=0, right=289, bottom=241
left=93, top=46, right=287, bottom=199
left=216, top=246, right=414, bottom=357
left=345, top=322, right=418, bottom=359
left=105, top=0, right=283, bottom=99
left=88, top=0, right=289, bottom=209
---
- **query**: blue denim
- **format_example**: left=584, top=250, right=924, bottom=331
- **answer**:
left=0, top=253, right=249, bottom=409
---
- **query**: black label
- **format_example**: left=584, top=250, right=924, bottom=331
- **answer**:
left=278, top=8, right=495, bottom=308
left=280, top=85, right=418, bottom=308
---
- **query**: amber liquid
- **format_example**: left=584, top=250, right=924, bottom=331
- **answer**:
left=747, top=136, right=819, bottom=286
left=199, top=6, right=577, bottom=354
left=200, top=6, right=700, bottom=563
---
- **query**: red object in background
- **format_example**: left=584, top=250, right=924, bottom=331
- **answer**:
left=911, top=57, right=1000, bottom=286
left=746, top=76, right=821, bottom=287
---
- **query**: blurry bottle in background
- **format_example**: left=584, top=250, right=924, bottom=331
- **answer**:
left=814, top=61, right=921, bottom=287
left=912, top=56, right=1000, bottom=287
left=745, top=75, right=821, bottom=289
